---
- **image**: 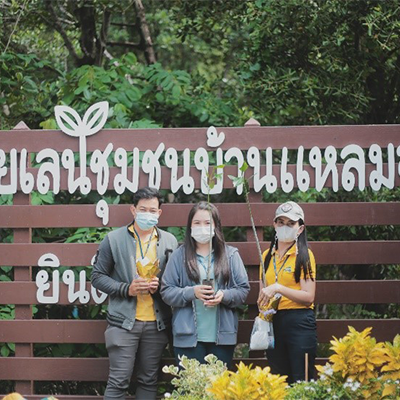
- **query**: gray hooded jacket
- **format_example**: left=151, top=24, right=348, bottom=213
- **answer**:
left=160, top=245, right=250, bottom=347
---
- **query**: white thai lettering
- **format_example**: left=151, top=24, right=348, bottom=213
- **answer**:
left=369, top=144, right=395, bottom=190
left=341, top=144, right=365, bottom=191
left=0, top=149, right=17, bottom=194
left=36, top=149, right=60, bottom=194
left=247, top=147, right=277, bottom=193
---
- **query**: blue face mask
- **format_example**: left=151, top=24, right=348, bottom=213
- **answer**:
left=135, top=212, right=159, bottom=231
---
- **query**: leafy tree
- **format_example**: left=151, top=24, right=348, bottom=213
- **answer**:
left=171, top=0, right=400, bottom=125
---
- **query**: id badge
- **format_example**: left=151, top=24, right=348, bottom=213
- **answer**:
left=138, top=257, right=150, bottom=267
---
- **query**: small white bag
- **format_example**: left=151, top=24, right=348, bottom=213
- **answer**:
left=249, top=316, right=275, bottom=351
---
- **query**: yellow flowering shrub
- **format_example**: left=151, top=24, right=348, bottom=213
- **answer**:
left=207, top=362, right=287, bottom=400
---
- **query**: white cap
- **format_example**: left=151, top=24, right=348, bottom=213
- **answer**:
left=275, top=201, right=304, bottom=222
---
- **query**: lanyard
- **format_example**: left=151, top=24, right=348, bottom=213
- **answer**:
left=197, top=253, right=214, bottom=273
left=273, top=254, right=290, bottom=283
left=134, top=227, right=154, bottom=260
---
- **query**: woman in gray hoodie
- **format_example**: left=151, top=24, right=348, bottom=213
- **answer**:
left=161, top=201, right=250, bottom=367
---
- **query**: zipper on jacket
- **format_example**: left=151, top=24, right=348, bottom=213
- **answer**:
left=191, top=299, right=199, bottom=345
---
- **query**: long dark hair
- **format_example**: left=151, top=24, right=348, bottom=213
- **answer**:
left=263, top=219, right=314, bottom=283
left=184, top=201, right=230, bottom=284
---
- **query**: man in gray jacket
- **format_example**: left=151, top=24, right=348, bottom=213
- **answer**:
left=92, top=187, right=178, bottom=400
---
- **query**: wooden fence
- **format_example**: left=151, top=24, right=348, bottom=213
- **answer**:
left=0, top=121, right=399, bottom=399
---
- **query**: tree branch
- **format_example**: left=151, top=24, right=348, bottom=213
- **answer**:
left=48, top=1, right=80, bottom=63
left=110, top=22, right=136, bottom=28
left=107, top=40, right=141, bottom=48
left=133, top=0, right=156, bottom=64
left=96, top=8, right=111, bottom=66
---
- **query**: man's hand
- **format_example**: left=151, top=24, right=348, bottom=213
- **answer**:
left=129, top=277, right=150, bottom=297
left=148, top=276, right=159, bottom=294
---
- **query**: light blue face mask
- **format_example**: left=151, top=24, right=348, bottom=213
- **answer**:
left=135, top=212, right=159, bottom=231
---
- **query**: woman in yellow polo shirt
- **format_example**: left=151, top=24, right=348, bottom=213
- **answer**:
left=258, top=201, right=317, bottom=383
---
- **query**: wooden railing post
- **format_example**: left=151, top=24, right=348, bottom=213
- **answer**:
left=12, top=121, right=33, bottom=395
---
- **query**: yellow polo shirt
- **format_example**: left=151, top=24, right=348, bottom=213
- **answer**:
left=129, top=225, right=158, bottom=321
left=261, top=246, right=316, bottom=310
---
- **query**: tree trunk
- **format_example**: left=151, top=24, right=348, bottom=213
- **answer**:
left=133, top=0, right=156, bottom=64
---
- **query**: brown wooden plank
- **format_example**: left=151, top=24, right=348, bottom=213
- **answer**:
left=0, top=357, right=110, bottom=380
left=314, top=280, right=400, bottom=304
left=1, top=280, right=399, bottom=306
left=237, top=319, right=400, bottom=344
left=2, top=202, right=400, bottom=228
left=1, top=241, right=400, bottom=266
left=1, top=125, right=399, bottom=151
left=2, top=397, right=128, bottom=400
left=0, top=320, right=107, bottom=344
left=0, top=282, right=101, bottom=305
left=11, top=397, right=135, bottom=400
left=0, top=319, right=397, bottom=345
left=1, top=162, right=398, bottom=192
left=247, top=280, right=400, bottom=305
left=0, top=356, right=329, bottom=382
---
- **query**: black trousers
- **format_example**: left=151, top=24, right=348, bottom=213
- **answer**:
left=266, top=309, right=317, bottom=384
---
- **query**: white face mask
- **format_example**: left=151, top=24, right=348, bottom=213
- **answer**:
left=191, top=226, right=215, bottom=244
left=275, top=225, right=299, bottom=243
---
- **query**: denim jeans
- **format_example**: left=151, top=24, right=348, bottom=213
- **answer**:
left=174, top=342, right=235, bottom=369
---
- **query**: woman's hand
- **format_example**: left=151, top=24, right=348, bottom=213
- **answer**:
left=194, top=284, right=215, bottom=302
left=257, top=283, right=280, bottom=307
left=203, top=290, right=224, bottom=307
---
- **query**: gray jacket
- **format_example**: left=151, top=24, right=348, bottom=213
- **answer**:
left=160, top=245, right=250, bottom=347
left=91, top=224, right=178, bottom=331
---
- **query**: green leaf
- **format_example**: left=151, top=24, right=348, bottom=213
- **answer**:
left=90, top=305, right=100, bottom=318
left=40, top=118, right=57, bottom=130
left=74, top=85, right=87, bottom=95
left=31, top=192, right=42, bottom=205
left=250, top=63, right=261, bottom=71
left=240, top=162, right=249, bottom=172
left=125, top=87, right=142, bottom=102
left=124, top=52, right=137, bottom=65
left=83, top=88, right=92, bottom=101
left=1, top=345, right=10, bottom=357
left=172, top=84, right=181, bottom=98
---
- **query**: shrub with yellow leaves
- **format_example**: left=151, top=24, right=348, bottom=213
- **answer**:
left=315, top=326, right=400, bottom=399
left=317, top=327, right=386, bottom=384
left=207, top=362, right=288, bottom=400
left=380, top=334, right=400, bottom=398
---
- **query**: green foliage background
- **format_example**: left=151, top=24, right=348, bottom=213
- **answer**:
left=1, top=0, right=399, bottom=396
